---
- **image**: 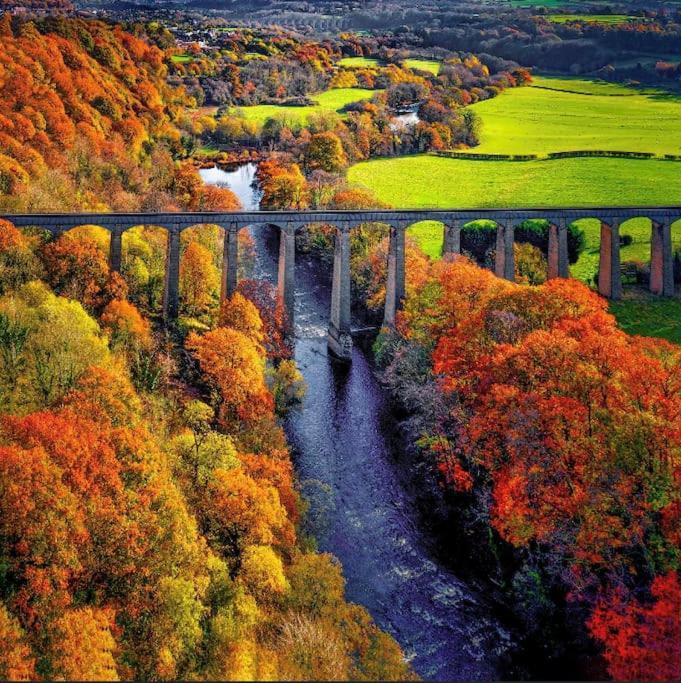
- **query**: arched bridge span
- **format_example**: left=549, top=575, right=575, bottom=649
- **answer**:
left=3, top=207, right=679, bottom=360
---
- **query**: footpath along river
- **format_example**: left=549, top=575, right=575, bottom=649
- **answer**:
left=200, top=163, right=512, bottom=681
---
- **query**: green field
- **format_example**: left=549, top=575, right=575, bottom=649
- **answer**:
left=348, top=155, right=681, bottom=274
left=545, top=14, right=636, bottom=24
left=338, top=56, right=441, bottom=74
left=468, top=76, right=681, bottom=156
left=403, top=59, right=441, bottom=75
left=348, top=155, right=681, bottom=210
left=525, top=77, right=655, bottom=96
left=171, top=54, right=194, bottom=64
left=231, top=88, right=380, bottom=125
left=338, top=57, right=381, bottom=68
left=610, top=294, right=681, bottom=344
left=348, top=74, right=681, bottom=280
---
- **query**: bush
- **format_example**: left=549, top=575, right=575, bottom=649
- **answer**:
left=547, top=150, right=656, bottom=160
left=514, top=243, right=548, bottom=285
left=460, top=219, right=585, bottom=266
left=620, top=260, right=649, bottom=286
left=433, top=151, right=538, bottom=161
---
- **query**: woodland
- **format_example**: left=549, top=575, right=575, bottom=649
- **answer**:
left=0, top=5, right=679, bottom=681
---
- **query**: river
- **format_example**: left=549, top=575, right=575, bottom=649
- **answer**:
left=200, top=164, right=512, bottom=681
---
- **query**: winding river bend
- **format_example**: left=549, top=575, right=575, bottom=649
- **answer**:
left=200, top=164, right=511, bottom=681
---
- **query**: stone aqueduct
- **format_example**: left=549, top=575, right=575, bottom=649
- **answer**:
left=2, top=207, right=679, bottom=360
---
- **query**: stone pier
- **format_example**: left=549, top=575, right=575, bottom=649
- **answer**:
left=163, top=228, right=181, bottom=320
left=384, top=224, right=406, bottom=327
left=547, top=220, right=570, bottom=279
left=221, top=225, right=239, bottom=301
left=650, top=220, right=674, bottom=296
left=328, top=227, right=353, bottom=360
left=443, top=220, right=462, bottom=260
left=278, top=224, right=296, bottom=325
left=598, top=220, right=621, bottom=300
left=109, top=230, right=123, bottom=273
left=494, top=222, right=515, bottom=281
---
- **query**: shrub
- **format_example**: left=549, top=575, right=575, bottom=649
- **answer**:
left=460, top=219, right=585, bottom=266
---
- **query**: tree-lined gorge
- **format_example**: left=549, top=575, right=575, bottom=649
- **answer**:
left=0, top=2, right=680, bottom=681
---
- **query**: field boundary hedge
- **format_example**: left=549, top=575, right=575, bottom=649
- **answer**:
left=432, top=150, right=681, bottom=162
left=547, top=150, right=656, bottom=159
left=434, top=151, right=539, bottom=161
left=529, top=85, right=638, bottom=97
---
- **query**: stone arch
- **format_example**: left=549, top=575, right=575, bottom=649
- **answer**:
left=404, top=219, right=446, bottom=260
left=615, top=215, right=653, bottom=293
left=119, top=223, right=171, bottom=317
left=177, top=223, right=226, bottom=319
left=454, top=218, right=503, bottom=272
left=508, top=217, right=570, bottom=283
left=565, top=215, right=608, bottom=292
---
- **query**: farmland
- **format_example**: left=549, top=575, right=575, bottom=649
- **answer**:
left=467, top=76, right=681, bottom=156
left=337, top=56, right=381, bottom=68
left=403, top=59, right=441, bottom=74
left=348, top=76, right=681, bottom=281
left=230, top=87, right=379, bottom=125
left=545, top=14, right=637, bottom=24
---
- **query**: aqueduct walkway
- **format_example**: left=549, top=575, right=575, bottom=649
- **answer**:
left=2, top=207, right=679, bottom=360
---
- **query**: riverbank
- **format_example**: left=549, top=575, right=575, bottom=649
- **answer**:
left=200, top=163, right=517, bottom=680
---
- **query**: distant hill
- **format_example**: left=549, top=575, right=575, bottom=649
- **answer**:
left=0, top=0, right=75, bottom=11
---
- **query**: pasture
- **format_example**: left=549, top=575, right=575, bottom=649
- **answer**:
left=610, top=294, right=681, bottom=344
left=231, top=88, right=379, bottom=125
left=403, top=59, right=441, bottom=75
left=348, top=75, right=681, bottom=285
left=545, top=14, right=636, bottom=24
left=338, top=56, right=381, bottom=68
left=468, top=76, right=681, bottom=156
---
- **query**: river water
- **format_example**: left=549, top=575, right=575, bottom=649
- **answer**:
left=200, top=164, right=512, bottom=681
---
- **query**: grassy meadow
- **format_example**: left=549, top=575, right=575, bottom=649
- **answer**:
left=610, top=294, right=681, bottom=344
left=545, top=14, right=636, bottom=24
left=338, top=56, right=441, bottom=74
left=468, top=76, right=681, bottom=156
left=231, top=87, right=379, bottom=125
left=403, top=59, right=441, bottom=74
left=348, top=74, right=681, bottom=322
left=170, top=54, right=194, bottom=63
left=338, top=56, right=381, bottom=68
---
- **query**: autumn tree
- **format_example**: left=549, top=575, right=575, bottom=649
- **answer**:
left=0, top=604, right=36, bottom=681
left=180, top=241, right=220, bottom=317
left=0, top=220, right=42, bottom=294
left=0, top=282, right=110, bottom=409
left=187, top=326, right=272, bottom=426
left=257, top=159, right=310, bottom=210
left=218, top=292, right=264, bottom=347
left=50, top=608, right=119, bottom=681
left=101, top=299, right=152, bottom=355
left=39, top=233, right=127, bottom=313
left=237, top=279, right=292, bottom=361
left=588, top=572, right=681, bottom=682
left=304, top=131, right=348, bottom=173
